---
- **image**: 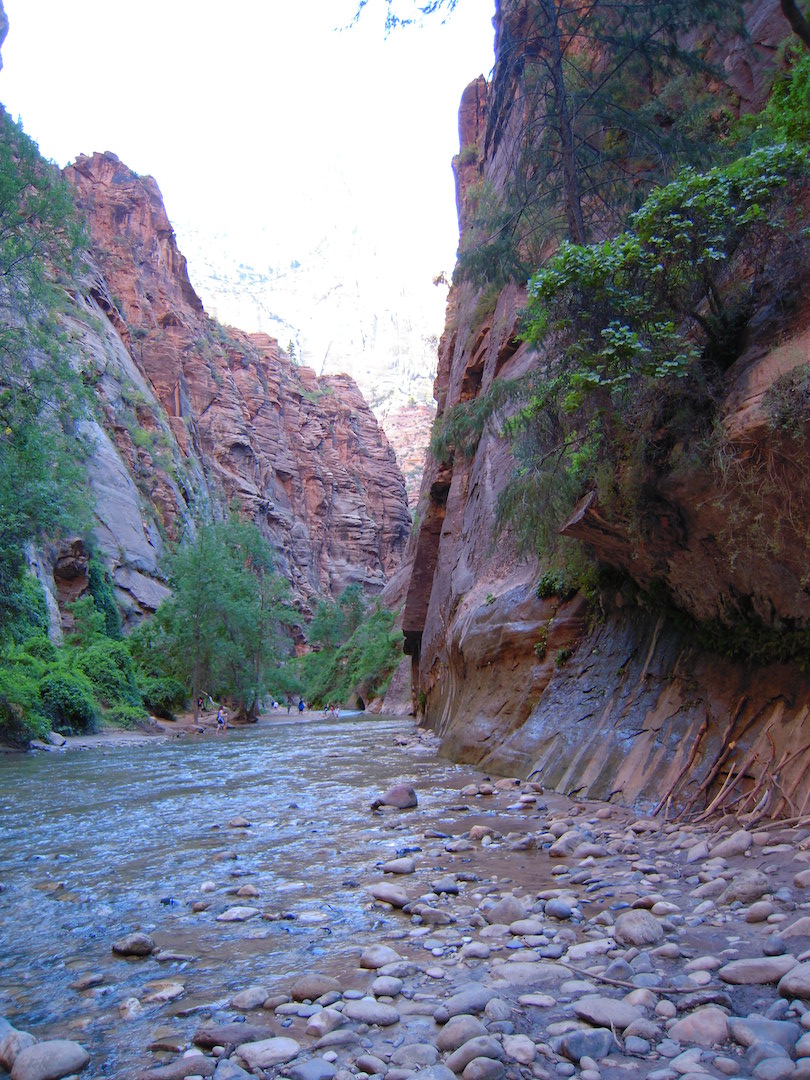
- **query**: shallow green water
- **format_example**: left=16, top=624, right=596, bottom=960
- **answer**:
left=0, top=714, right=471, bottom=1077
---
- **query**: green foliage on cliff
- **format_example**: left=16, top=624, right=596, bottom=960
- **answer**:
left=456, top=0, right=743, bottom=286
left=0, top=107, right=92, bottom=640
left=296, top=587, right=403, bottom=708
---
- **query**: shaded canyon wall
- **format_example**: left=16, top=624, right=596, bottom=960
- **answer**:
left=403, top=0, right=810, bottom=816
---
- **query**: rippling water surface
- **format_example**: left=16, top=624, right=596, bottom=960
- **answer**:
left=0, top=714, right=474, bottom=1077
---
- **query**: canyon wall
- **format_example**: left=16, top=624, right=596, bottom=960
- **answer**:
left=404, top=0, right=810, bottom=817
left=34, top=152, right=410, bottom=628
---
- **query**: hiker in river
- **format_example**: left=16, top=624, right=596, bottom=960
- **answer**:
left=215, top=706, right=227, bottom=735
left=298, top=698, right=305, bottom=715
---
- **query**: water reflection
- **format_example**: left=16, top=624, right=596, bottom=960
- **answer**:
left=0, top=715, right=467, bottom=1076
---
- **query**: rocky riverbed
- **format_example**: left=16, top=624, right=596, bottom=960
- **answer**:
left=5, top=725, right=810, bottom=1080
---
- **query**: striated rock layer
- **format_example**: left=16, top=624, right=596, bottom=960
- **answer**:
left=60, top=152, right=410, bottom=619
left=404, top=0, right=810, bottom=815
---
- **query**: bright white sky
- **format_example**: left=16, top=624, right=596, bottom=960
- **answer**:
left=0, top=0, right=495, bottom=353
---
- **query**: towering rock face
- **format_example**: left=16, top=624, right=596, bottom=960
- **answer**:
left=404, top=0, right=810, bottom=815
left=58, top=152, right=410, bottom=619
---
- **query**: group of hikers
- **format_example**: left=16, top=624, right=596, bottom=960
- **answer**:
left=195, top=694, right=340, bottom=733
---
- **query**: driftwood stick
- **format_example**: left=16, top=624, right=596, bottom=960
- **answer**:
left=653, top=716, right=709, bottom=817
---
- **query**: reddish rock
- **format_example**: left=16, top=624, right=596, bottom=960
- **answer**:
left=64, top=152, right=410, bottom=606
left=402, top=1, right=810, bottom=814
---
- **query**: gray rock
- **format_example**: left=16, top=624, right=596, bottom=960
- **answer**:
left=719, top=955, right=797, bottom=985
left=368, top=882, right=410, bottom=908
left=382, top=857, right=416, bottom=874
left=719, top=870, right=771, bottom=905
left=710, top=830, right=753, bottom=859
left=436, top=1016, right=489, bottom=1052
left=305, top=1009, right=346, bottom=1038
left=730, top=1016, right=801, bottom=1051
left=342, top=997, right=400, bottom=1026
left=231, top=985, right=269, bottom=1010
left=287, top=1058, right=338, bottom=1080
left=557, top=1028, right=615, bottom=1063
left=390, top=1044, right=440, bottom=1068
left=360, top=944, right=402, bottom=969
left=193, top=1023, right=272, bottom=1049
left=213, top=1060, right=254, bottom=1080
left=485, top=895, right=528, bottom=926
left=614, top=909, right=664, bottom=947
left=0, top=1031, right=36, bottom=1072
left=445, top=1036, right=504, bottom=1074
left=461, top=1058, right=505, bottom=1080
left=371, top=975, right=403, bottom=997
left=544, top=898, right=574, bottom=920
left=410, top=1069, right=456, bottom=1080
left=136, top=1056, right=216, bottom=1080
left=779, top=961, right=810, bottom=1001
left=434, top=987, right=497, bottom=1023
left=372, top=784, right=418, bottom=810
left=355, top=1055, right=387, bottom=1075
left=668, top=1006, right=729, bottom=1047
left=10, top=1040, right=90, bottom=1080
left=112, top=932, right=155, bottom=956
left=236, top=1036, right=301, bottom=1070
left=216, top=906, right=259, bottom=922
left=573, top=995, right=642, bottom=1031
left=624, top=1036, right=651, bottom=1055
left=291, top=974, right=342, bottom=1001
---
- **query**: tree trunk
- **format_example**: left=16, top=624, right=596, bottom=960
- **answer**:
left=780, top=0, right=810, bottom=51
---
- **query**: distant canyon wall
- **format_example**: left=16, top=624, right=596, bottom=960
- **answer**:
left=403, top=0, right=810, bottom=816
left=34, top=151, right=410, bottom=628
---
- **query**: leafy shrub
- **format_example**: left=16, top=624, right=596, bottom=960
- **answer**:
left=763, top=363, right=810, bottom=439
left=75, top=639, right=141, bottom=707
left=87, top=555, right=122, bottom=639
left=104, top=702, right=149, bottom=729
left=20, top=634, right=58, bottom=663
left=3, top=574, right=50, bottom=646
left=0, top=663, right=49, bottom=746
left=38, top=670, right=99, bottom=733
left=498, top=145, right=810, bottom=560
left=139, top=675, right=186, bottom=720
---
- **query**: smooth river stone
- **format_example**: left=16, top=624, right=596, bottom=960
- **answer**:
left=373, top=784, right=417, bottom=809
left=719, top=955, right=797, bottom=984
left=572, top=996, right=643, bottom=1031
left=710, top=830, right=753, bottom=859
left=434, top=987, right=498, bottom=1023
left=778, top=962, right=810, bottom=1000
left=290, top=973, right=342, bottom=1001
left=305, top=1009, right=346, bottom=1038
left=134, top=1056, right=215, bottom=1080
left=10, top=1040, right=89, bottom=1080
left=216, top=906, right=259, bottom=922
left=0, top=1032, right=36, bottom=1071
left=502, top=1034, right=536, bottom=1065
left=382, top=857, right=416, bottom=874
left=286, top=1059, right=337, bottom=1080
left=236, top=1037, right=301, bottom=1070
left=445, top=1036, right=504, bottom=1074
left=231, top=986, right=269, bottom=1010
left=342, top=997, right=400, bottom=1026
left=485, top=895, right=528, bottom=925
left=719, top=870, right=771, bottom=904
left=368, top=882, right=409, bottom=908
left=668, top=1007, right=730, bottom=1047
left=613, top=909, right=664, bottom=947
left=436, top=1016, right=489, bottom=1051
left=360, top=944, right=401, bottom=969
left=193, top=1023, right=272, bottom=1049
left=112, top=932, right=155, bottom=956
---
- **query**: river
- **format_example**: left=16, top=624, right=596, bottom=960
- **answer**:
left=0, top=714, right=477, bottom=1077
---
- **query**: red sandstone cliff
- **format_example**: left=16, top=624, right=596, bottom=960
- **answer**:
left=403, top=0, right=810, bottom=818
left=60, top=152, right=410, bottom=618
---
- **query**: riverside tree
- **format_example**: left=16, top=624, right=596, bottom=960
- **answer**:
left=132, top=518, right=296, bottom=721
left=457, top=0, right=748, bottom=285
